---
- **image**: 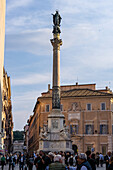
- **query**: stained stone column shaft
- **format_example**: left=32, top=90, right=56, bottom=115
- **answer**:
left=51, top=34, right=62, bottom=109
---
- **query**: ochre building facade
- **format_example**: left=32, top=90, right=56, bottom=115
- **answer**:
left=0, top=0, right=6, bottom=150
left=27, top=83, right=113, bottom=155
left=2, top=68, right=13, bottom=153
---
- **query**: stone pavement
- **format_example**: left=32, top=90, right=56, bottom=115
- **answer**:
left=0, top=163, right=106, bottom=170
left=0, top=164, right=36, bottom=170
left=96, top=163, right=106, bottom=170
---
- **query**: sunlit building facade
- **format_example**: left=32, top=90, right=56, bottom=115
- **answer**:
left=2, top=68, right=13, bottom=153
left=0, top=0, right=6, bottom=151
left=27, top=83, right=113, bottom=155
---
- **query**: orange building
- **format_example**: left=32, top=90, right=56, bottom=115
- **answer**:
left=3, top=68, right=13, bottom=153
left=28, top=83, right=113, bottom=155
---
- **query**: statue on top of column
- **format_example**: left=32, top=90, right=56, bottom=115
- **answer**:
left=52, top=10, right=62, bottom=34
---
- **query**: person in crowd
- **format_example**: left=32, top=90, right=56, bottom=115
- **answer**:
left=90, top=153, right=96, bottom=170
left=86, top=151, right=91, bottom=161
left=99, top=153, right=104, bottom=167
left=13, top=153, right=16, bottom=167
left=34, top=151, right=37, bottom=159
left=19, top=153, right=25, bottom=170
left=95, top=152, right=99, bottom=167
left=26, top=153, right=30, bottom=168
left=6, top=154, right=9, bottom=164
left=9, top=153, right=14, bottom=170
left=14, top=153, right=17, bottom=165
left=104, top=151, right=111, bottom=170
left=68, top=154, right=76, bottom=170
left=77, top=153, right=92, bottom=170
left=1, top=155, right=5, bottom=170
left=74, top=152, right=78, bottom=167
left=35, top=150, right=47, bottom=170
left=65, top=152, right=71, bottom=166
left=49, top=153, right=66, bottom=170
left=68, top=154, right=74, bottom=167
left=28, top=154, right=34, bottom=170
left=108, top=156, right=113, bottom=170
left=86, top=150, right=96, bottom=170
left=44, top=152, right=54, bottom=170
left=47, top=152, right=54, bottom=163
left=17, top=154, right=20, bottom=164
left=62, top=152, right=66, bottom=165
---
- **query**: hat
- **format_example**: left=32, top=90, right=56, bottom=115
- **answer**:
left=54, top=154, right=61, bottom=162
left=78, top=153, right=87, bottom=160
left=48, top=152, right=54, bottom=157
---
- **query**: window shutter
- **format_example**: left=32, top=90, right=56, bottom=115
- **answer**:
left=92, top=125, right=94, bottom=134
left=86, top=125, right=88, bottom=134
left=70, top=125, right=72, bottom=134
left=107, top=125, right=108, bottom=134
left=100, top=125, right=102, bottom=134
left=76, top=125, right=78, bottom=134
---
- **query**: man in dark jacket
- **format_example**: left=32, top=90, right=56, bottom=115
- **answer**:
left=108, top=156, right=113, bottom=170
left=77, top=153, right=92, bottom=170
left=19, top=153, right=25, bottom=170
left=104, top=152, right=111, bottom=170
left=86, top=151, right=96, bottom=170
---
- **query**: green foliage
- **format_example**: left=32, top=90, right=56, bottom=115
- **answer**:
left=13, top=130, right=24, bottom=142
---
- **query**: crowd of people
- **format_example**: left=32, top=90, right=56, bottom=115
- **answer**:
left=0, top=150, right=113, bottom=169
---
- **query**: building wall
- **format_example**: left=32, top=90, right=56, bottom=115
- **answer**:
left=3, top=69, right=13, bottom=153
left=28, top=84, right=113, bottom=155
left=13, top=141, right=24, bottom=153
left=0, top=0, right=6, bottom=150
left=24, top=125, right=29, bottom=152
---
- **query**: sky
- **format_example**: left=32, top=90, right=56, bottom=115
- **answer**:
left=4, top=0, right=113, bottom=130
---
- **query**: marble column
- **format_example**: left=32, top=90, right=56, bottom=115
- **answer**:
left=51, top=34, right=62, bottom=109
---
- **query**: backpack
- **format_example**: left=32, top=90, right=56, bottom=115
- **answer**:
left=77, top=161, right=92, bottom=170
left=69, top=157, right=73, bottom=165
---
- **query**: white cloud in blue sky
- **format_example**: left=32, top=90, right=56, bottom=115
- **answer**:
left=4, top=0, right=113, bottom=129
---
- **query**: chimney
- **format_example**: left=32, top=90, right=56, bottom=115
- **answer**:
left=106, top=86, right=108, bottom=90
left=48, top=84, right=50, bottom=91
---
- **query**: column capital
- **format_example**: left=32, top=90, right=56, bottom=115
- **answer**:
left=50, top=38, right=62, bottom=50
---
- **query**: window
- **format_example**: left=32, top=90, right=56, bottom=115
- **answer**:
left=70, top=125, right=78, bottom=135
left=87, top=104, right=92, bottom=111
left=60, top=104, right=63, bottom=111
left=101, top=103, right=106, bottom=110
left=100, top=124, right=108, bottom=134
left=102, top=145, right=107, bottom=155
left=45, top=105, right=49, bottom=112
left=87, top=145, right=92, bottom=151
left=85, top=125, right=94, bottom=134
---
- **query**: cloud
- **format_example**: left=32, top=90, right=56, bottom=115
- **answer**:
left=12, top=90, right=42, bottom=130
left=5, top=28, right=52, bottom=55
left=7, top=0, right=33, bottom=12
left=12, top=72, right=51, bottom=86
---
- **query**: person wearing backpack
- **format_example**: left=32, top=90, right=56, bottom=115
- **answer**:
left=68, top=154, right=74, bottom=166
left=77, top=153, right=92, bottom=170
